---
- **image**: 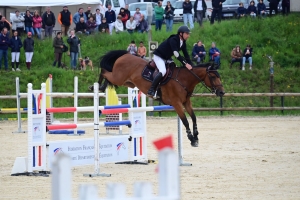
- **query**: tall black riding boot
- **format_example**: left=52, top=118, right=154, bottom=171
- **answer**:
left=147, top=72, right=163, bottom=97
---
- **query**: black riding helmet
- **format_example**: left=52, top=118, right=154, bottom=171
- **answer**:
left=177, top=26, right=191, bottom=34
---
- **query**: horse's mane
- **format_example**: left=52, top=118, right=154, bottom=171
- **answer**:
left=100, top=50, right=128, bottom=72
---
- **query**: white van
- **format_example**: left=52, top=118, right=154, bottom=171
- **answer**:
left=102, top=0, right=126, bottom=16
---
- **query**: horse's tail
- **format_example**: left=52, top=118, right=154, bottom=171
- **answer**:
left=100, top=50, right=128, bottom=72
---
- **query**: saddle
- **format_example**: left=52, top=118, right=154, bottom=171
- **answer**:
left=141, top=60, right=175, bottom=85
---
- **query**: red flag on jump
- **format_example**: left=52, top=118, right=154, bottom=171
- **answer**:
left=153, top=135, right=173, bottom=151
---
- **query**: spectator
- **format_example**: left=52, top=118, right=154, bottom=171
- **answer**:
left=105, top=5, right=116, bottom=35
left=211, top=0, right=225, bottom=24
left=164, top=1, right=175, bottom=32
left=119, top=8, right=129, bottom=30
left=281, top=0, right=290, bottom=15
left=98, top=18, right=109, bottom=34
left=126, top=16, right=136, bottom=34
left=257, top=0, right=267, bottom=18
left=115, top=15, right=124, bottom=34
left=95, top=9, right=103, bottom=31
left=127, top=40, right=137, bottom=56
left=11, top=10, right=25, bottom=37
left=138, top=41, right=147, bottom=59
left=209, top=42, right=221, bottom=68
left=0, top=16, right=12, bottom=38
left=268, top=0, right=280, bottom=16
left=23, top=32, right=34, bottom=70
left=247, top=1, right=257, bottom=18
left=73, top=8, right=87, bottom=25
left=194, top=0, right=207, bottom=28
left=85, top=6, right=93, bottom=19
left=87, top=17, right=97, bottom=34
left=10, top=30, right=22, bottom=71
left=133, top=8, right=142, bottom=26
left=154, top=1, right=164, bottom=31
left=75, top=17, right=89, bottom=35
left=183, top=0, right=194, bottom=29
left=237, top=2, right=247, bottom=19
left=42, top=7, right=56, bottom=38
left=58, top=6, right=73, bottom=37
left=32, top=11, right=42, bottom=39
left=53, top=32, right=64, bottom=67
left=136, top=14, right=148, bottom=33
left=24, top=10, right=34, bottom=36
left=0, top=28, right=10, bottom=71
left=124, top=4, right=131, bottom=19
left=67, top=30, right=81, bottom=70
left=230, top=45, right=243, bottom=70
left=192, top=41, right=206, bottom=64
left=242, top=44, right=253, bottom=70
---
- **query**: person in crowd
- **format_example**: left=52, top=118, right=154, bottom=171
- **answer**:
left=58, top=6, right=73, bottom=37
left=247, top=1, right=257, bottom=18
left=183, top=0, right=194, bottom=29
left=23, top=32, right=34, bottom=70
left=237, top=2, right=247, bottom=19
left=257, top=0, right=267, bottom=18
left=211, top=0, right=225, bottom=25
left=242, top=44, right=253, bottom=70
left=138, top=41, right=147, bottom=59
left=147, top=26, right=192, bottom=97
left=0, top=16, right=12, bottom=38
left=127, top=40, right=137, bottom=56
left=73, top=8, right=87, bottom=25
left=98, top=18, right=109, bottom=34
left=10, top=30, right=22, bottom=71
left=42, top=7, right=56, bottom=38
left=164, top=1, right=175, bottom=32
left=124, top=4, right=131, bottom=19
left=230, top=45, right=243, bottom=70
left=11, top=10, right=25, bottom=37
left=67, top=30, right=81, bottom=70
left=126, top=16, right=136, bottom=34
left=154, top=1, right=164, bottom=31
left=24, top=10, right=34, bottom=36
left=0, top=28, right=10, bottom=71
left=115, top=15, right=124, bottom=34
left=32, top=10, right=42, bottom=39
left=209, top=42, right=221, bottom=68
left=85, top=6, right=93, bottom=19
left=136, top=14, right=148, bottom=33
left=95, top=8, right=103, bottom=31
left=75, top=17, right=89, bottom=35
left=268, top=0, right=280, bottom=16
left=133, top=8, right=142, bottom=26
left=87, top=17, right=97, bottom=34
left=281, top=0, right=290, bottom=15
left=119, top=8, right=129, bottom=30
left=194, top=0, right=207, bottom=28
left=53, top=32, right=64, bottom=68
left=192, top=40, right=206, bottom=64
left=105, top=5, right=116, bottom=35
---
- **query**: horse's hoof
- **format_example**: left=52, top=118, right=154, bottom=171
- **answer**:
left=88, top=85, right=93, bottom=91
left=191, top=142, right=198, bottom=147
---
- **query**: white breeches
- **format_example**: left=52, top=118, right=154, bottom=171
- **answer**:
left=25, top=52, right=33, bottom=62
left=11, top=52, right=20, bottom=62
left=153, top=55, right=166, bottom=76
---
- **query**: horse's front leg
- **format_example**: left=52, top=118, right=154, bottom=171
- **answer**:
left=183, top=99, right=198, bottom=147
left=173, top=103, right=197, bottom=147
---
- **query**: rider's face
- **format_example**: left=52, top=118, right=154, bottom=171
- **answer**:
left=183, top=32, right=190, bottom=40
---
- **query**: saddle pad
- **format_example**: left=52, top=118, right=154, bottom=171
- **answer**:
left=141, top=63, right=175, bottom=85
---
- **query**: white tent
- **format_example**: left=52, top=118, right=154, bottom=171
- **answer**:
left=0, top=0, right=102, bottom=32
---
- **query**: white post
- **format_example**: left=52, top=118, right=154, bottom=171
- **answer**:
left=177, top=116, right=192, bottom=166
left=13, top=77, right=26, bottom=133
left=51, top=153, right=72, bottom=200
left=74, top=76, right=78, bottom=135
left=118, top=98, right=122, bottom=134
left=27, top=83, right=33, bottom=173
left=49, top=74, right=53, bottom=123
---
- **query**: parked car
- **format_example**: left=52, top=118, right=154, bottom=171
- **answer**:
left=162, top=0, right=178, bottom=8
left=173, top=0, right=196, bottom=22
left=128, top=2, right=157, bottom=24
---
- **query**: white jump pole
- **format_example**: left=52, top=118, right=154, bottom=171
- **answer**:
left=12, top=77, right=26, bottom=133
left=73, top=76, right=78, bottom=136
left=177, top=116, right=192, bottom=166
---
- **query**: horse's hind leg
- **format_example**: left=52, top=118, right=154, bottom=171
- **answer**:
left=183, top=99, right=199, bottom=147
left=173, top=103, right=197, bottom=147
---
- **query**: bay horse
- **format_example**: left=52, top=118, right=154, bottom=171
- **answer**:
left=96, top=50, right=225, bottom=147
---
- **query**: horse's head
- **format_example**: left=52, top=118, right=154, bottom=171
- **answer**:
left=202, top=64, right=225, bottom=97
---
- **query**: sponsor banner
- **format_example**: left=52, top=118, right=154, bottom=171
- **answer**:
left=32, top=118, right=44, bottom=143
left=48, top=136, right=128, bottom=168
left=131, top=112, right=146, bottom=136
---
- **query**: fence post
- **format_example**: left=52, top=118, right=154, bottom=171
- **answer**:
left=281, top=96, right=284, bottom=115
left=220, top=96, right=223, bottom=116
left=269, top=58, right=274, bottom=107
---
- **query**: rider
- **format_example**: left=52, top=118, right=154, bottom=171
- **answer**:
left=147, top=25, right=193, bottom=97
